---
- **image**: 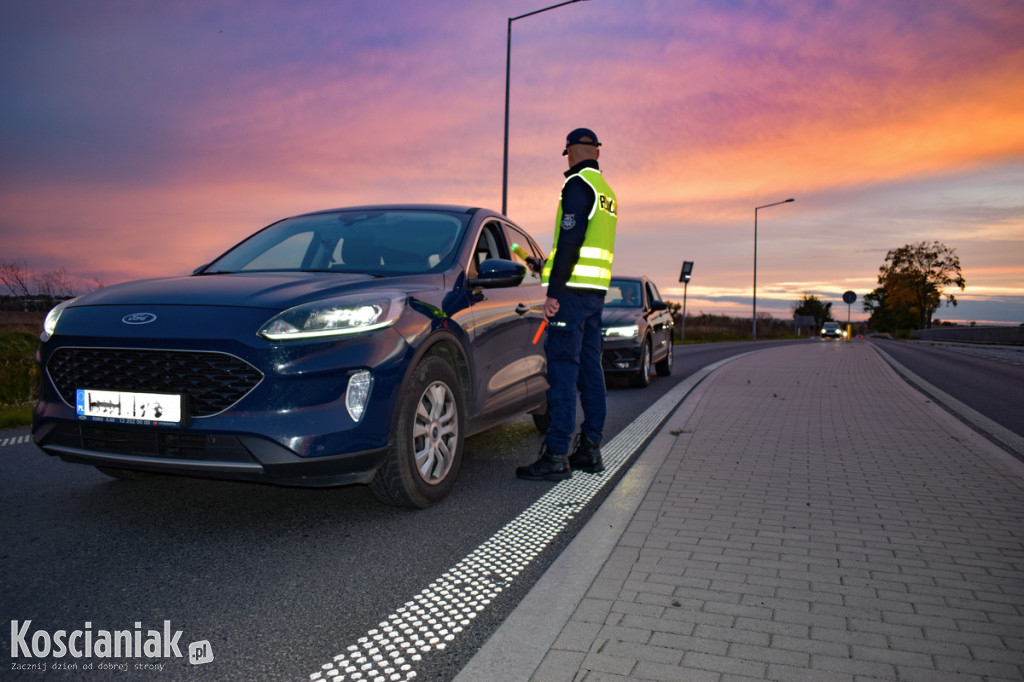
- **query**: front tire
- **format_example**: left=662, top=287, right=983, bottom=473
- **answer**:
left=370, top=355, right=465, bottom=508
left=629, top=338, right=652, bottom=388
left=655, top=334, right=674, bottom=377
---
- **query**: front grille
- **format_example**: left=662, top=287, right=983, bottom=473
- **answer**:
left=48, top=423, right=256, bottom=463
left=47, top=347, right=263, bottom=417
left=602, top=348, right=638, bottom=369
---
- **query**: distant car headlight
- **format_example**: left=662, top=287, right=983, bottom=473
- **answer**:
left=259, top=292, right=406, bottom=341
left=41, top=297, right=78, bottom=342
left=604, top=325, right=639, bottom=339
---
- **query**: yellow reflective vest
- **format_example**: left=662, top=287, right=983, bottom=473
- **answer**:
left=542, top=167, right=617, bottom=292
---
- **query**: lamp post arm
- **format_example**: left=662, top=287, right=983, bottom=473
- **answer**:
left=511, top=0, right=585, bottom=22
left=755, top=198, right=795, bottom=211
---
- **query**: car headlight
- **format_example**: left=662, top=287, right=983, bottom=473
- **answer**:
left=41, top=297, right=78, bottom=342
left=603, top=325, right=639, bottom=339
left=259, top=293, right=406, bottom=341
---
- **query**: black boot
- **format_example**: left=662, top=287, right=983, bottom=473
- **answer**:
left=569, top=433, right=604, bottom=473
left=516, top=443, right=571, bottom=481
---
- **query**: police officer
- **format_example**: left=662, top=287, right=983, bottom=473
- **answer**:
left=517, top=127, right=617, bottom=481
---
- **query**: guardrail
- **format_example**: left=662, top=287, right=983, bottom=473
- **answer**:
left=912, top=326, right=1024, bottom=345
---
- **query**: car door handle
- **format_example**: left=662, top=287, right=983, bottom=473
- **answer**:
left=515, top=304, right=530, bottom=315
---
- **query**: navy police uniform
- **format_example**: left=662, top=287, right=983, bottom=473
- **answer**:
left=517, top=128, right=617, bottom=481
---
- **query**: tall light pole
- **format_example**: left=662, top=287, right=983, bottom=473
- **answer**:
left=752, top=198, right=794, bottom=340
left=502, top=0, right=589, bottom=216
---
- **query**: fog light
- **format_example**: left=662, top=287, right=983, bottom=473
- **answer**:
left=615, top=361, right=630, bottom=369
left=345, top=370, right=373, bottom=422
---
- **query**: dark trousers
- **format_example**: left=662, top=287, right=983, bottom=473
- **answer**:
left=544, top=289, right=606, bottom=453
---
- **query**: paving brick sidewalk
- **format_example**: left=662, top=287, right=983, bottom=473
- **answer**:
left=529, top=341, right=1024, bottom=681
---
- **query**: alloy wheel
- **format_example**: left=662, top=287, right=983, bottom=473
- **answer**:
left=412, top=381, right=459, bottom=485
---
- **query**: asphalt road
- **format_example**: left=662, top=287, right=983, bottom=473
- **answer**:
left=869, top=338, right=1024, bottom=448
left=1, top=339, right=796, bottom=681
left=6, top=337, right=1018, bottom=681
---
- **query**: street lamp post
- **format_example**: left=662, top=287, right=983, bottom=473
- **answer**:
left=502, top=0, right=588, bottom=216
left=752, top=198, right=794, bottom=340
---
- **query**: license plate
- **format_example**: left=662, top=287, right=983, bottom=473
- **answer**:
left=76, top=389, right=182, bottom=425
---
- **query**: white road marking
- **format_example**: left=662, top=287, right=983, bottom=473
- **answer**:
left=0, top=434, right=31, bottom=448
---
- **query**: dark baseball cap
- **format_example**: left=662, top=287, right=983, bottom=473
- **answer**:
left=562, top=127, right=601, bottom=155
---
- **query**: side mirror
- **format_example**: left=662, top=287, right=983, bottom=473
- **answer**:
left=467, top=259, right=526, bottom=288
left=651, top=300, right=668, bottom=311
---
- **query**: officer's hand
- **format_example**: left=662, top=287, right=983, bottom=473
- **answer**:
left=543, top=297, right=560, bottom=320
left=525, top=256, right=543, bottom=273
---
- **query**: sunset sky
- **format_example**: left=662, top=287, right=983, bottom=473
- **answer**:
left=2, top=0, right=1022, bottom=324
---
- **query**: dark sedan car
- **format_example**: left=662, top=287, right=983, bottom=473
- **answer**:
left=33, top=205, right=551, bottom=507
left=601, top=276, right=674, bottom=387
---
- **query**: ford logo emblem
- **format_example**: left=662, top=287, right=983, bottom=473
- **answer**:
left=122, top=312, right=158, bottom=325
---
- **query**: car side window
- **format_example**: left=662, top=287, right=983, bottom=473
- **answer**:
left=468, top=223, right=505, bottom=278
left=647, top=282, right=662, bottom=308
left=504, top=225, right=543, bottom=285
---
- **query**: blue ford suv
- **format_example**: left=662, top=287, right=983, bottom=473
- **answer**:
left=33, top=205, right=550, bottom=507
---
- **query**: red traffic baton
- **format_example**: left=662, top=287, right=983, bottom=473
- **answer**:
left=532, top=319, right=548, bottom=344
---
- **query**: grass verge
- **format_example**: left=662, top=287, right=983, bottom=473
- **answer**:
left=0, top=403, right=33, bottom=430
left=1, top=329, right=39, bottom=429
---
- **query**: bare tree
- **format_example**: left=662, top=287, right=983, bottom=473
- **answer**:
left=0, top=258, right=32, bottom=298
left=35, top=267, right=77, bottom=302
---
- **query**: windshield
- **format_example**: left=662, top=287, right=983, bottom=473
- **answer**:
left=605, top=280, right=643, bottom=308
left=204, top=209, right=469, bottom=276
